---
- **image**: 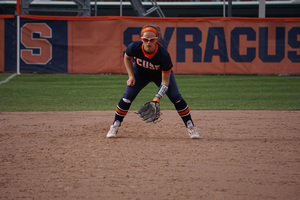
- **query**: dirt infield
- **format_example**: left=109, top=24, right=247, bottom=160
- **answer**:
left=1, top=110, right=299, bottom=200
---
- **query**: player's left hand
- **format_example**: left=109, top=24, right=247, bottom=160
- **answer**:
left=137, top=101, right=160, bottom=123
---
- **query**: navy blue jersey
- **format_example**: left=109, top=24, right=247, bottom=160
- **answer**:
left=125, top=41, right=173, bottom=75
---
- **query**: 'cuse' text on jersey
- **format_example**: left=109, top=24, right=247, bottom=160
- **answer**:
left=135, top=57, right=160, bottom=70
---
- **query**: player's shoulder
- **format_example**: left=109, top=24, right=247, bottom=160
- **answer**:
left=157, top=43, right=171, bottom=57
left=128, top=41, right=143, bottom=50
left=126, top=41, right=142, bottom=56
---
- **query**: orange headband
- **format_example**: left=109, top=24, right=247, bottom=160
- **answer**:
left=140, top=27, right=159, bottom=37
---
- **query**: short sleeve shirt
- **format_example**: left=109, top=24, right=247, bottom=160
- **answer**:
left=125, top=41, right=173, bottom=75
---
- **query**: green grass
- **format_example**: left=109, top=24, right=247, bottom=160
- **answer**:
left=0, top=74, right=299, bottom=112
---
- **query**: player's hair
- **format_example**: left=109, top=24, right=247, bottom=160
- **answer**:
left=141, top=25, right=161, bottom=38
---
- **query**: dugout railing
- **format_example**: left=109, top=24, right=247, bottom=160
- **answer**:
left=1, top=1, right=300, bottom=17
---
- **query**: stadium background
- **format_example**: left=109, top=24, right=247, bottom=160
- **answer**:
left=1, top=1, right=300, bottom=200
left=1, top=0, right=300, bottom=75
left=1, top=0, right=300, bottom=17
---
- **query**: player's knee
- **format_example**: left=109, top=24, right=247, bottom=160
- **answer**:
left=169, top=95, right=183, bottom=104
left=122, top=98, right=131, bottom=103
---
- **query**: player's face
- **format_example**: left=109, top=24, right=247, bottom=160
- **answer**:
left=141, top=31, right=157, bottom=54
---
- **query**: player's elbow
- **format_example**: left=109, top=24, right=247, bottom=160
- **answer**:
left=124, top=53, right=132, bottom=60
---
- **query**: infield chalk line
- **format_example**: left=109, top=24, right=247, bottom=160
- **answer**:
left=0, top=74, right=17, bottom=85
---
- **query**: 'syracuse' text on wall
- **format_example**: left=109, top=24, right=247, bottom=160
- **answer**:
left=1, top=15, right=300, bottom=75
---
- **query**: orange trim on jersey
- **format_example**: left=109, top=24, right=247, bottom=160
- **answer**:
left=140, top=27, right=158, bottom=37
left=142, top=43, right=158, bottom=59
left=178, top=108, right=190, bottom=116
left=116, top=107, right=128, bottom=115
left=162, top=69, right=172, bottom=74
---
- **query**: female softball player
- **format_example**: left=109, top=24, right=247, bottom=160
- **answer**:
left=107, top=25, right=200, bottom=139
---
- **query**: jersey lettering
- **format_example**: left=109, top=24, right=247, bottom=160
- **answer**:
left=135, top=57, right=160, bottom=70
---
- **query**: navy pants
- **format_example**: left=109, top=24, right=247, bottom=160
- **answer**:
left=123, top=69, right=182, bottom=103
left=114, top=67, right=193, bottom=127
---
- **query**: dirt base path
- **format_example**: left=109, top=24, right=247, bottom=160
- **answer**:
left=1, top=110, right=300, bottom=200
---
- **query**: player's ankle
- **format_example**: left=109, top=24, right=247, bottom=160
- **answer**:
left=113, top=120, right=121, bottom=127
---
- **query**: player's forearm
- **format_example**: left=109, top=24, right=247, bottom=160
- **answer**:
left=161, top=72, right=171, bottom=87
left=153, top=72, right=171, bottom=102
left=124, top=53, right=134, bottom=78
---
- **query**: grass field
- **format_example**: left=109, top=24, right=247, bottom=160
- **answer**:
left=0, top=74, right=299, bottom=112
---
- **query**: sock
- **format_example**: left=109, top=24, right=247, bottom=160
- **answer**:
left=113, top=120, right=120, bottom=127
left=175, top=99, right=194, bottom=128
left=113, top=98, right=131, bottom=126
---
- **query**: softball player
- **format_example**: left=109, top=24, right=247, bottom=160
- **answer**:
left=107, top=25, right=200, bottom=139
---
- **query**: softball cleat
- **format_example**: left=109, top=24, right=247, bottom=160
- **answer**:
left=106, top=125, right=119, bottom=138
left=187, top=126, right=200, bottom=139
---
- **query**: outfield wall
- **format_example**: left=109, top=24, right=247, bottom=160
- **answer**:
left=1, top=15, right=300, bottom=75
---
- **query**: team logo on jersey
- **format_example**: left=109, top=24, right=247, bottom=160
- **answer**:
left=135, top=57, right=160, bottom=70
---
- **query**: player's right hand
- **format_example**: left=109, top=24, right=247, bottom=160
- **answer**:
left=127, top=76, right=136, bottom=86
